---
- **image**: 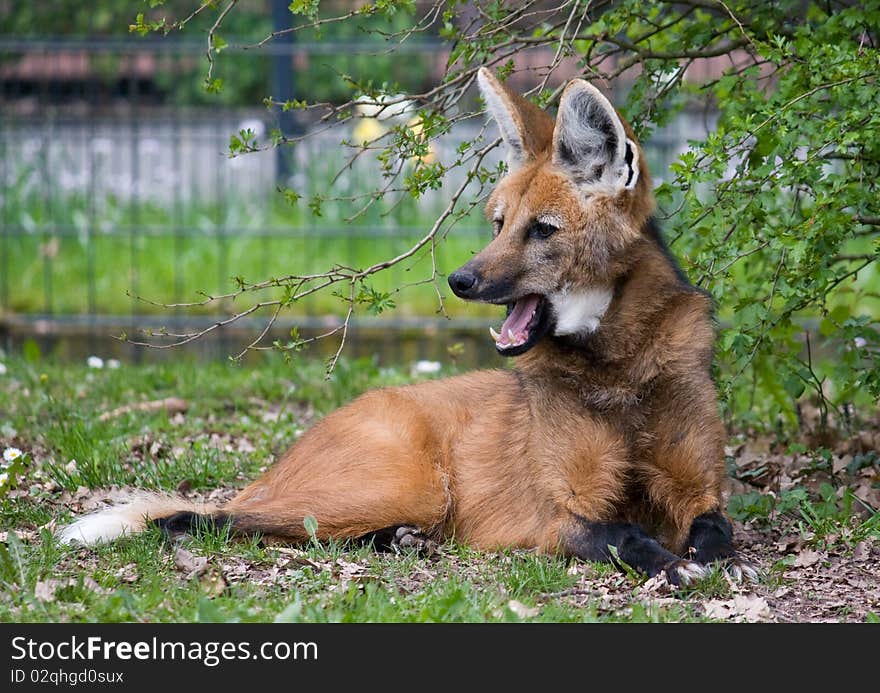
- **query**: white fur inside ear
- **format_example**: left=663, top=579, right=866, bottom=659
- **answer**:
left=553, top=80, right=631, bottom=189
left=477, top=69, right=527, bottom=170
left=549, top=287, right=613, bottom=335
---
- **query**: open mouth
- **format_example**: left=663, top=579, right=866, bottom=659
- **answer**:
left=488, top=294, right=552, bottom=356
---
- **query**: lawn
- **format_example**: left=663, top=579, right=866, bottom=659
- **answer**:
left=3, top=187, right=500, bottom=319
left=0, top=354, right=878, bottom=623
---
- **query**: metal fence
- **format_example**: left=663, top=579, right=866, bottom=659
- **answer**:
left=0, top=35, right=707, bottom=367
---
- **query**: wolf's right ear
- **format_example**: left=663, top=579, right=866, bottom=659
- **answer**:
left=476, top=67, right=554, bottom=172
left=552, top=79, right=639, bottom=192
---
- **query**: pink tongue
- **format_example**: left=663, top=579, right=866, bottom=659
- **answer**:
left=500, top=294, right=540, bottom=338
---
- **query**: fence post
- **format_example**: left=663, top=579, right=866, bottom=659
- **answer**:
left=272, top=0, right=297, bottom=184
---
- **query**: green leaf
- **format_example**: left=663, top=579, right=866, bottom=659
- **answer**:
left=303, top=515, right=318, bottom=541
left=22, top=339, right=41, bottom=362
left=204, top=77, right=223, bottom=94
left=289, top=0, right=319, bottom=19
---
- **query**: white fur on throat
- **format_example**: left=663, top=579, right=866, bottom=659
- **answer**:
left=549, top=287, right=613, bottom=336
left=57, top=491, right=206, bottom=545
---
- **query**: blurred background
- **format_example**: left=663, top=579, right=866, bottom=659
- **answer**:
left=0, top=0, right=710, bottom=367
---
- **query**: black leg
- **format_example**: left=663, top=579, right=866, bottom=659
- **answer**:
left=565, top=517, right=705, bottom=586
left=684, top=511, right=758, bottom=582
left=684, top=511, right=734, bottom=563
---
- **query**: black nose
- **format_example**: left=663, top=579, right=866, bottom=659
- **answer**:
left=448, top=269, right=478, bottom=297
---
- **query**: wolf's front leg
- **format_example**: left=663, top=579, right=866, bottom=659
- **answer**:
left=683, top=510, right=758, bottom=582
left=561, top=515, right=706, bottom=586
left=639, top=373, right=758, bottom=581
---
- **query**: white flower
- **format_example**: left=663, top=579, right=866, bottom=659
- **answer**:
left=411, top=360, right=442, bottom=376
left=87, top=356, right=104, bottom=369
left=107, top=359, right=121, bottom=369
left=0, top=472, right=8, bottom=486
left=0, top=362, right=7, bottom=375
left=3, top=447, right=22, bottom=463
left=854, top=337, right=867, bottom=349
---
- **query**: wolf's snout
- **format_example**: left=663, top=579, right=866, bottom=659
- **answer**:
left=448, top=268, right=479, bottom=298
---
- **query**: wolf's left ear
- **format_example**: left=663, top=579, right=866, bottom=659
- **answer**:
left=552, top=80, right=639, bottom=192
left=477, top=67, right=554, bottom=172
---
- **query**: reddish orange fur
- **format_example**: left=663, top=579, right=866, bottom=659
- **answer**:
left=209, top=72, right=729, bottom=558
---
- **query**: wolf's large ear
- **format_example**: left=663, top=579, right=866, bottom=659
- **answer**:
left=477, top=67, right=554, bottom=171
left=552, top=80, right=639, bottom=192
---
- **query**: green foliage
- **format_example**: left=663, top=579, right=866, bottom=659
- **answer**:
left=727, top=483, right=879, bottom=549
left=353, top=283, right=396, bottom=315
left=653, top=2, right=880, bottom=431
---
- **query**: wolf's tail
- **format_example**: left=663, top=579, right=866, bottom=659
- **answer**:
left=57, top=492, right=221, bottom=545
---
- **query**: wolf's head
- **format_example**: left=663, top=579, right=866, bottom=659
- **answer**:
left=449, top=68, right=655, bottom=356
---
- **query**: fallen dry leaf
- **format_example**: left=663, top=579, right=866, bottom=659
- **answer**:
left=637, top=573, right=673, bottom=594
left=792, top=549, right=822, bottom=568
left=98, top=397, right=188, bottom=422
left=34, top=577, right=108, bottom=602
left=507, top=599, right=541, bottom=619
left=705, top=594, right=771, bottom=622
left=235, top=438, right=256, bottom=454
left=173, top=547, right=208, bottom=578
left=774, top=535, right=802, bottom=553
left=272, top=546, right=322, bottom=569
left=114, top=563, right=139, bottom=584
left=335, top=559, right=370, bottom=586
left=832, top=454, right=852, bottom=475
left=33, top=581, right=56, bottom=602
left=199, top=568, right=228, bottom=598
left=0, top=529, right=37, bottom=543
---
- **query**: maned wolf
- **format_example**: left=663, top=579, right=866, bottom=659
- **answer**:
left=59, top=69, right=755, bottom=585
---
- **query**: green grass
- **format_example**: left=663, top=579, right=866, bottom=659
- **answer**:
left=1, top=355, right=876, bottom=622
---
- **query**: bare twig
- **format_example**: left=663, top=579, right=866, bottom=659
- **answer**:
left=205, top=0, right=238, bottom=87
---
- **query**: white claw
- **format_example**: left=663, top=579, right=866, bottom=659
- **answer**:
left=672, top=561, right=706, bottom=586
left=489, top=327, right=501, bottom=342
left=743, top=564, right=759, bottom=583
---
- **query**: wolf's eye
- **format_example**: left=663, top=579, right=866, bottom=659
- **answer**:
left=492, top=217, right=504, bottom=237
left=528, top=220, right=558, bottom=239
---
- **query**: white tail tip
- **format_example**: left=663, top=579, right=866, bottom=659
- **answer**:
left=57, top=506, right=142, bottom=545
left=56, top=491, right=204, bottom=546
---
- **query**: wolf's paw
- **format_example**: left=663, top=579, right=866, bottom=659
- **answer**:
left=662, top=559, right=707, bottom=586
left=723, top=556, right=760, bottom=583
left=392, top=526, right=438, bottom=555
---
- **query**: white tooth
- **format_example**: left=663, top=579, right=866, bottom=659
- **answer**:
left=507, top=329, right=516, bottom=343
left=489, top=327, right=500, bottom=342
